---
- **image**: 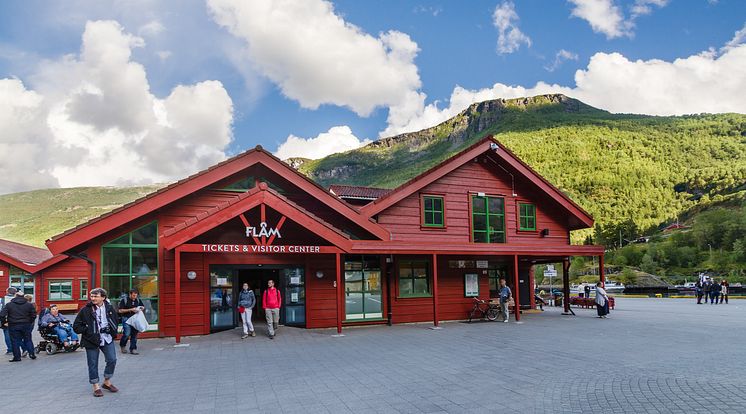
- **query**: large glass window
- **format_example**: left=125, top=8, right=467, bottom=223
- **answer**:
left=398, top=259, right=430, bottom=297
left=9, top=266, right=34, bottom=299
left=102, top=221, right=158, bottom=328
left=422, top=195, right=444, bottom=227
left=519, top=203, right=536, bottom=231
left=344, top=256, right=382, bottom=320
left=487, top=267, right=509, bottom=298
left=49, top=280, right=73, bottom=301
left=472, top=195, right=505, bottom=243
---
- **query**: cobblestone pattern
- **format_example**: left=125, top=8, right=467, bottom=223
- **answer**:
left=1, top=298, right=745, bottom=413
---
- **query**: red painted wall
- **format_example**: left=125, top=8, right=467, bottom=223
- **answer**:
left=38, top=257, right=90, bottom=311
left=377, top=157, right=571, bottom=245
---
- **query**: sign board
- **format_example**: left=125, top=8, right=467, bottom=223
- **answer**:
left=291, top=292, right=299, bottom=303
left=476, top=260, right=489, bottom=269
left=201, top=244, right=323, bottom=254
left=543, top=269, right=557, bottom=277
left=464, top=273, right=479, bottom=297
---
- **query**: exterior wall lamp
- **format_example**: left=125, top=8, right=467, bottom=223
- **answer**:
left=187, top=271, right=197, bottom=280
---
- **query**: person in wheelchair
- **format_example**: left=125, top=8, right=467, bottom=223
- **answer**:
left=40, top=304, right=79, bottom=351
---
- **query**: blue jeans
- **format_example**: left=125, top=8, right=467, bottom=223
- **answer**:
left=85, top=341, right=117, bottom=384
left=54, top=325, right=79, bottom=343
left=3, top=327, right=28, bottom=353
left=119, top=319, right=138, bottom=350
left=9, top=324, right=34, bottom=360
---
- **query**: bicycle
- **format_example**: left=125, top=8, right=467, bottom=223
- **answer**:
left=467, top=297, right=501, bottom=322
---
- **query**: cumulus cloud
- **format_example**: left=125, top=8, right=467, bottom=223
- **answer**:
left=0, top=20, right=234, bottom=193
left=545, top=49, right=579, bottom=72
left=207, top=0, right=423, bottom=118
left=274, top=126, right=371, bottom=160
left=493, top=1, right=532, bottom=54
left=568, top=0, right=668, bottom=39
left=384, top=41, right=746, bottom=135
left=722, top=22, right=746, bottom=53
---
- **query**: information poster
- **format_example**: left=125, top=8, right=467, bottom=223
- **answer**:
left=464, top=273, right=479, bottom=297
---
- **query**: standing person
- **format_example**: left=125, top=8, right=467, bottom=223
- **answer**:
left=73, top=288, right=120, bottom=397
left=0, top=289, right=36, bottom=362
left=262, top=279, right=282, bottom=339
left=118, top=289, right=144, bottom=355
left=499, top=278, right=512, bottom=323
left=695, top=281, right=703, bottom=304
left=703, top=279, right=712, bottom=304
left=711, top=280, right=721, bottom=304
left=238, top=283, right=256, bottom=339
left=595, top=282, right=609, bottom=319
left=720, top=280, right=729, bottom=304
left=584, top=284, right=591, bottom=300
left=2, top=287, right=17, bottom=355
left=41, top=304, right=79, bottom=348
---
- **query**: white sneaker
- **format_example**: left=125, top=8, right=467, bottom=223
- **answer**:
left=503, top=320, right=509, bottom=323
left=241, top=334, right=249, bottom=339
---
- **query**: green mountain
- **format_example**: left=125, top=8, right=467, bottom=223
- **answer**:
left=1, top=94, right=745, bottom=251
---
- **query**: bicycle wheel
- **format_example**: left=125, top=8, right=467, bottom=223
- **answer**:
left=468, top=308, right=480, bottom=322
left=486, top=307, right=500, bottom=321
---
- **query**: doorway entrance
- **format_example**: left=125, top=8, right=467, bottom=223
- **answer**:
left=209, top=264, right=306, bottom=332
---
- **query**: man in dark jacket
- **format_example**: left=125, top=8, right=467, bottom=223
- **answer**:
left=711, top=281, right=721, bottom=304
left=118, top=289, right=144, bottom=355
left=0, top=289, right=37, bottom=362
left=73, top=288, right=120, bottom=397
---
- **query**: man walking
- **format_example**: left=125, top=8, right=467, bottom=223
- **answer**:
left=0, top=288, right=36, bottom=362
left=262, top=279, right=282, bottom=339
left=711, top=280, right=721, bottom=304
left=499, top=278, right=512, bottom=323
left=73, top=288, right=120, bottom=397
left=238, top=283, right=256, bottom=339
left=118, top=289, right=144, bottom=354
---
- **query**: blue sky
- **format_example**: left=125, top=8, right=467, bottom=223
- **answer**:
left=0, top=0, right=744, bottom=193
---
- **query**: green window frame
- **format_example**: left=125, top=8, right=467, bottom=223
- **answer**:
left=344, top=256, right=383, bottom=321
left=471, top=195, right=506, bottom=243
left=80, top=279, right=88, bottom=300
left=519, top=203, right=536, bottom=231
left=398, top=259, right=431, bottom=297
left=487, top=267, right=508, bottom=298
left=9, top=266, right=34, bottom=298
left=102, top=221, right=159, bottom=328
left=48, top=280, right=73, bottom=301
left=422, top=195, right=445, bottom=227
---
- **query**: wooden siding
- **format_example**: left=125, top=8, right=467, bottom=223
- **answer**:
left=377, top=158, right=571, bottom=245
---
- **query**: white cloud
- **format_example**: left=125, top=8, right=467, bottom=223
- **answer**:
left=138, top=20, right=165, bottom=37
left=0, top=20, right=234, bottom=193
left=568, top=0, right=667, bottom=39
left=545, top=49, right=579, bottom=72
left=493, top=1, right=532, bottom=54
left=207, top=0, right=423, bottom=117
left=274, top=126, right=371, bottom=160
left=722, top=22, right=746, bottom=53
left=383, top=42, right=746, bottom=135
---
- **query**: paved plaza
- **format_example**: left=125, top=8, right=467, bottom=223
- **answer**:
left=2, top=298, right=746, bottom=413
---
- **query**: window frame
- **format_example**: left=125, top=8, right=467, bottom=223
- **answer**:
left=420, top=194, right=446, bottom=229
left=80, top=279, right=88, bottom=300
left=343, top=255, right=384, bottom=322
left=48, top=279, right=73, bottom=301
left=397, top=258, right=432, bottom=298
left=470, top=194, right=507, bottom=244
left=518, top=202, right=537, bottom=232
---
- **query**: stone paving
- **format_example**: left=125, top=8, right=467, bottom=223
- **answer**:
left=2, top=298, right=746, bottom=413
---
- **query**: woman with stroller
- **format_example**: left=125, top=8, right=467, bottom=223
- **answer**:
left=41, top=304, right=79, bottom=349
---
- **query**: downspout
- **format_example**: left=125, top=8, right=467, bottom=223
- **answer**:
left=67, top=252, right=96, bottom=290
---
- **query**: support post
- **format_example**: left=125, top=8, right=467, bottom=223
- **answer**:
left=335, top=253, right=342, bottom=335
left=513, top=255, right=521, bottom=322
left=432, top=254, right=439, bottom=327
left=599, top=254, right=605, bottom=288
left=175, top=246, right=182, bottom=344
left=562, top=258, right=571, bottom=315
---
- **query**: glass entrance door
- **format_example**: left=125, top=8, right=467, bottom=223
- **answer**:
left=344, top=256, right=382, bottom=320
left=210, top=266, right=235, bottom=331
left=282, top=267, right=305, bottom=326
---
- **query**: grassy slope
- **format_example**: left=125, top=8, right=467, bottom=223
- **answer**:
left=0, top=185, right=162, bottom=247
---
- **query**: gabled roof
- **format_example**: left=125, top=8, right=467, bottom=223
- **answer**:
left=161, top=183, right=353, bottom=251
left=0, top=238, right=53, bottom=272
left=47, top=146, right=389, bottom=255
left=360, top=136, right=594, bottom=230
left=329, top=184, right=392, bottom=201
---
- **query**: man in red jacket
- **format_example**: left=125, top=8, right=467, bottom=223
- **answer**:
left=262, top=279, right=282, bottom=339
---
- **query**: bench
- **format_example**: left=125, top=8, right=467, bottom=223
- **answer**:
left=52, top=303, right=80, bottom=312
left=570, top=296, right=615, bottom=310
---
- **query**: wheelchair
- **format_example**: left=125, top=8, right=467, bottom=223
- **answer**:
left=35, top=308, right=80, bottom=355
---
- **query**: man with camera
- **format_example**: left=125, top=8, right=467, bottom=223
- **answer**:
left=73, top=288, right=120, bottom=397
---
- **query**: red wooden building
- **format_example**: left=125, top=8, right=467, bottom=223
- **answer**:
left=5, top=136, right=604, bottom=341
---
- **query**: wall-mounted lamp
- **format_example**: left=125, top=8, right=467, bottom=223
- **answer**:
left=316, top=271, right=324, bottom=279
left=490, top=142, right=499, bottom=151
left=187, top=271, right=197, bottom=280
left=540, top=229, right=550, bottom=237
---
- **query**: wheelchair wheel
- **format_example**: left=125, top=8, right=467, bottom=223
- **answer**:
left=46, top=343, right=58, bottom=355
left=486, top=307, right=500, bottom=321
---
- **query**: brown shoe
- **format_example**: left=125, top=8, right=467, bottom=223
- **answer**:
left=93, top=389, right=103, bottom=397
left=120, top=347, right=127, bottom=354
left=102, top=383, right=119, bottom=393
left=129, top=350, right=139, bottom=355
